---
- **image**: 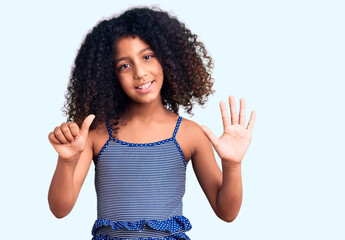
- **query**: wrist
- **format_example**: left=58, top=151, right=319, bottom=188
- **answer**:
left=58, top=155, right=79, bottom=168
left=222, top=160, right=242, bottom=170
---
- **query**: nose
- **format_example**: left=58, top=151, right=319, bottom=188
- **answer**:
left=133, top=62, right=147, bottom=80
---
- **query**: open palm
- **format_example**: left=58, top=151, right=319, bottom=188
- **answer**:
left=201, top=96, right=256, bottom=164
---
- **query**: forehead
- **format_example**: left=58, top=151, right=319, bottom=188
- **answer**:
left=115, top=36, right=151, bottom=56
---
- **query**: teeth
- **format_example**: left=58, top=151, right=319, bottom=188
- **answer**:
left=138, top=81, right=152, bottom=90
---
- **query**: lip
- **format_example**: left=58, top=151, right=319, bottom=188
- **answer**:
left=135, top=80, right=154, bottom=93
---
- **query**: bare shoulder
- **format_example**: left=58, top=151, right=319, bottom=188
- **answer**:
left=88, top=121, right=109, bottom=161
left=180, top=118, right=204, bottom=136
left=177, top=118, right=210, bottom=163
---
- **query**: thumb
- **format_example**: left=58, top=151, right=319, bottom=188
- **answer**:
left=201, top=125, right=218, bottom=148
left=79, top=114, right=96, bottom=138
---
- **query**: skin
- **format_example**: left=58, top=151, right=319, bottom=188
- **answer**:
left=48, top=36, right=256, bottom=222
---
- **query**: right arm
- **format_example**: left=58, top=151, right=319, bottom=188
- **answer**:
left=47, top=115, right=95, bottom=218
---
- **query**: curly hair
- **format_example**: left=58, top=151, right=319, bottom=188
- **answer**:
left=62, top=6, right=214, bottom=135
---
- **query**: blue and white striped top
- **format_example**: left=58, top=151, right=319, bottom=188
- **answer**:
left=92, top=116, right=192, bottom=240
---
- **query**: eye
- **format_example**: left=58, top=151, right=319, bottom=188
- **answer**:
left=143, top=54, right=153, bottom=60
left=118, top=63, right=130, bottom=71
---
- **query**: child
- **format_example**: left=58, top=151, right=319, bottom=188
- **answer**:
left=48, top=7, right=256, bottom=240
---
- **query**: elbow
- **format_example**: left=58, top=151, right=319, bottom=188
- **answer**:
left=221, top=215, right=237, bottom=223
left=217, top=211, right=239, bottom=223
left=48, top=196, right=73, bottom=219
left=48, top=201, right=72, bottom=219
left=52, top=211, right=68, bottom=219
left=50, top=208, right=71, bottom=219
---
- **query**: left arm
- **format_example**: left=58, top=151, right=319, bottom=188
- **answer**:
left=190, top=96, right=256, bottom=222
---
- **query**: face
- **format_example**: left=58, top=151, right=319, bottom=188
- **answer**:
left=114, top=36, right=164, bottom=105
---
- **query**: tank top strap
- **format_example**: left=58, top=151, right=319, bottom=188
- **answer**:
left=172, top=116, right=182, bottom=139
left=106, top=117, right=182, bottom=140
left=106, top=119, right=113, bottom=139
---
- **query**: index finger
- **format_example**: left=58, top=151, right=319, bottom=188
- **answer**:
left=220, top=101, right=230, bottom=130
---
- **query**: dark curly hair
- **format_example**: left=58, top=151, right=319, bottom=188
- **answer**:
left=62, top=6, right=214, bottom=135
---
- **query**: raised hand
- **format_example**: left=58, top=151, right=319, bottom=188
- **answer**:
left=201, top=96, right=256, bottom=165
left=48, top=114, right=95, bottom=163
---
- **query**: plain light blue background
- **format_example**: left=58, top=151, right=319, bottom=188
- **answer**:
left=1, top=0, right=344, bottom=239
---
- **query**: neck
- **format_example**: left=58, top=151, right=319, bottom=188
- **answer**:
left=122, top=97, right=168, bottom=122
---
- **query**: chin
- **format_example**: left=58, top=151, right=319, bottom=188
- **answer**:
left=128, top=94, right=160, bottom=105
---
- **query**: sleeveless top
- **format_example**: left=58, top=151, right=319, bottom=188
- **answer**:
left=91, top=116, right=192, bottom=240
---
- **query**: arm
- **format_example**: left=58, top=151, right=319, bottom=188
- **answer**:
left=190, top=96, right=256, bottom=222
left=48, top=115, right=95, bottom=218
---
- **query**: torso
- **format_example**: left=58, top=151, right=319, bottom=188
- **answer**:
left=91, top=114, right=194, bottom=238
left=89, top=114, right=197, bottom=165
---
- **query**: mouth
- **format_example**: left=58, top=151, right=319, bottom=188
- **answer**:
left=135, top=80, right=154, bottom=93
left=135, top=81, right=154, bottom=90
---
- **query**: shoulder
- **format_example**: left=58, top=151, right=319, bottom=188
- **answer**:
left=88, top=121, right=109, bottom=160
left=177, top=117, right=211, bottom=162
left=180, top=117, right=204, bottom=137
left=88, top=121, right=106, bottom=143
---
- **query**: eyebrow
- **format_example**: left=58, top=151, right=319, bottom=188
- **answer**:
left=115, top=47, right=152, bottom=64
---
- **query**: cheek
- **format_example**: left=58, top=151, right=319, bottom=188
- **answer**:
left=156, top=65, right=164, bottom=81
left=158, top=70, right=164, bottom=81
left=117, top=76, right=131, bottom=93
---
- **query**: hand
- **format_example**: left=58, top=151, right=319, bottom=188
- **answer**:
left=201, top=96, right=256, bottom=165
left=48, top=114, right=95, bottom=163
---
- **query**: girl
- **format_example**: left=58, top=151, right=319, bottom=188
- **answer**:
left=48, top=7, right=256, bottom=240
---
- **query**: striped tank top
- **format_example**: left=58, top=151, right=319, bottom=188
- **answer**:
left=91, top=116, right=192, bottom=240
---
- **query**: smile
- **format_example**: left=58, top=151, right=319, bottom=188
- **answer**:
left=136, top=81, right=153, bottom=90
left=135, top=81, right=154, bottom=93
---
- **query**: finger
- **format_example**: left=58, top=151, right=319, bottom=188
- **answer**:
left=68, top=122, right=79, bottom=138
left=201, top=125, right=219, bottom=148
left=246, top=110, right=256, bottom=133
left=48, top=132, right=61, bottom=145
left=60, top=122, right=74, bottom=142
left=239, top=98, right=246, bottom=127
left=79, top=114, right=96, bottom=138
left=53, top=126, right=68, bottom=144
left=220, top=101, right=230, bottom=129
left=229, top=95, right=238, bottom=124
